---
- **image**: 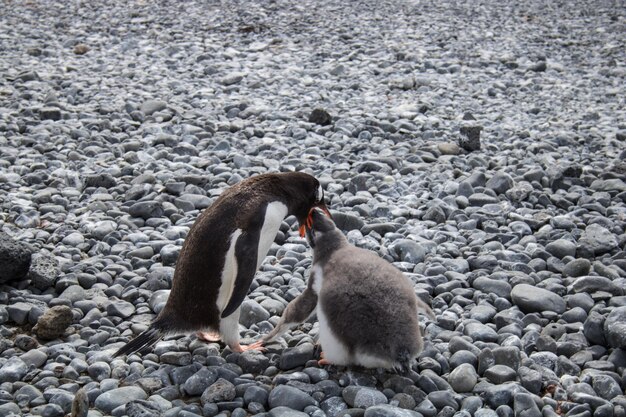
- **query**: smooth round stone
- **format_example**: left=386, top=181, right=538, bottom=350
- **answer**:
left=510, top=284, right=566, bottom=314
left=604, top=307, right=626, bottom=348
left=448, top=363, right=478, bottom=393
left=363, top=404, right=423, bottom=417
left=472, top=277, right=512, bottom=299
left=95, top=387, right=147, bottom=414
left=268, top=385, right=316, bottom=411
left=343, top=386, right=388, bottom=408
left=545, top=239, right=577, bottom=259
left=562, top=259, right=591, bottom=277
left=464, top=322, right=499, bottom=342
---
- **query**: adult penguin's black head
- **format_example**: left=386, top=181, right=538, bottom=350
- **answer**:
left=270, top=172, right=331, bottom=236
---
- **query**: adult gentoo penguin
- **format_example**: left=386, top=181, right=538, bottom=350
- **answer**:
left=261, top=208, right=432, bottom=372
left=115, top=172, right=330, bottom=356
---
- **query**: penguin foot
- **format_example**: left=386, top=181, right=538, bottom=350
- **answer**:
left=232, top=340, right=265, bottom=353
left=196, top=331, right=221, bottom=343
left=318, top=351, right=332, bottom=366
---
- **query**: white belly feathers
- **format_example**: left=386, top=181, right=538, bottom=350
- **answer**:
left=215, top=201, right=288, bottom=314
left=256, top=201, right=288, bottom=270
left=216, top=229, right=243, bottom=312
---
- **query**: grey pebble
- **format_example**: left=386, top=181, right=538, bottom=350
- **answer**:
left=94, top=387, right=147, bottom=414
left=510, top=284, right=566, bottom=314
left=268, top=385, right=317, bottom=411
left=364, top=404, right=423, bottom=417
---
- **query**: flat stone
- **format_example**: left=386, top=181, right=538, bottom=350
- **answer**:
left=201, top=378, right=236, bottom=404
left=364, top=404, right=423, bottom=417
left=510, top=284, right=566, bottom=314
left=343, top=386, right=388, bottom=408
left=279, top=342, right=315, bottom=370
left=140, top=100, right=167, bottom=115
left=268, top=385, right=316, bottom=411
left=484, top=364, right=517, bottom=384
left=94, top=387, right=147, bottom=414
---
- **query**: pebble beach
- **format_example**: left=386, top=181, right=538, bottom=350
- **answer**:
left=0, top=0, right=625, bottom=417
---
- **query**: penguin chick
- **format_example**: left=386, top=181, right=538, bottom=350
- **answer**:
left=115, top=172, right=330, bottom=357
left=263, top=208, right=432, bottom=372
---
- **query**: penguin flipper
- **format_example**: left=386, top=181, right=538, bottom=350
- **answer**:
left=262, top=287, right=318, bottom=344
left=221, top=231, right=259, bottom=319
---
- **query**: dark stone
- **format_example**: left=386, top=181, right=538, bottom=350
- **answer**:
left=268, top=385, right=316, bottom=411
left=604, top=307, right=626, bottom=349
left=459, top=126, right=482, bottom=152
left=0, top=231, right=32, bottom=284
left=279, top=343, right=315, bottom=370
left=85, top=173, right=117, bottom=189
left=309, top=108, right=332, bottom=126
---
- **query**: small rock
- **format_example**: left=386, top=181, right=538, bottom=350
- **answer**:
left=33, top=305, right=73, bottom=340
left=129, top=201, right=164, bottom=220
left=484, top=364, right=517, bottom=384
left=343, top=386, right=388, bottom=408
left=126, top=400, right=164, bottom=417
left=268, top=385, right=316, bottom=411
left=107, top=300, right=136, bottom=318
left=364, top=404, right=423, bottom=417
left=94, top=387, right=147, bottom=414
left=0, top=231, right=32, bottom=284
left=140, top=100, right=167, bottom=116
left=459, top=126, right=482, bottom=152
left=73, top=44, right=90, bottom=54
left=40, top=107, right=62, bottom=121
left=71, top=388, right=89, bottom=417
left=604, top=306, right=626, bottom=348
left=183, top=368, right=219, bottom=397
left=0, top=357, right=28, bottom=383
left=28, top=251, right=59, bottom=290
left=309, top=108, right=332, bottom=126
left=240, top=299, right=270, bottom=328
left=448, top=363, right=478, bottom=393
left=221, top=72, right=245, bottom=85
left=201, top=378, right=236, bottom=404
left=545, top=239, right=577, bottom=259
left=592, top=375, right=622, bottom=401
left=562, top=259, right=591, bottom=277
left=513, top=393, right=541, bottom=417
left=578, top=224, right=618, bottom=256
left=20, top=349, right=48, bottom=368
left=486, top=172, right=515, bottom=195
left=529, top=61, right=547, bottom=72
left=510, top=284, right=566, bottom=314
left=279, top=343, right=315, bottom=370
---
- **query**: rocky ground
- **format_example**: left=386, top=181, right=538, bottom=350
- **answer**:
left=0, top=0, right=625, bottom=416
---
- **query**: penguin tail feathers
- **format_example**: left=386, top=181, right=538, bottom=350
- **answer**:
left=114, top=325, right=163, bottom=358
left=394, top=348, right=415, bottom=375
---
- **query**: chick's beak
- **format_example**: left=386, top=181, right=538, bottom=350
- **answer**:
left=298, top=203, right=332, bottom=237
